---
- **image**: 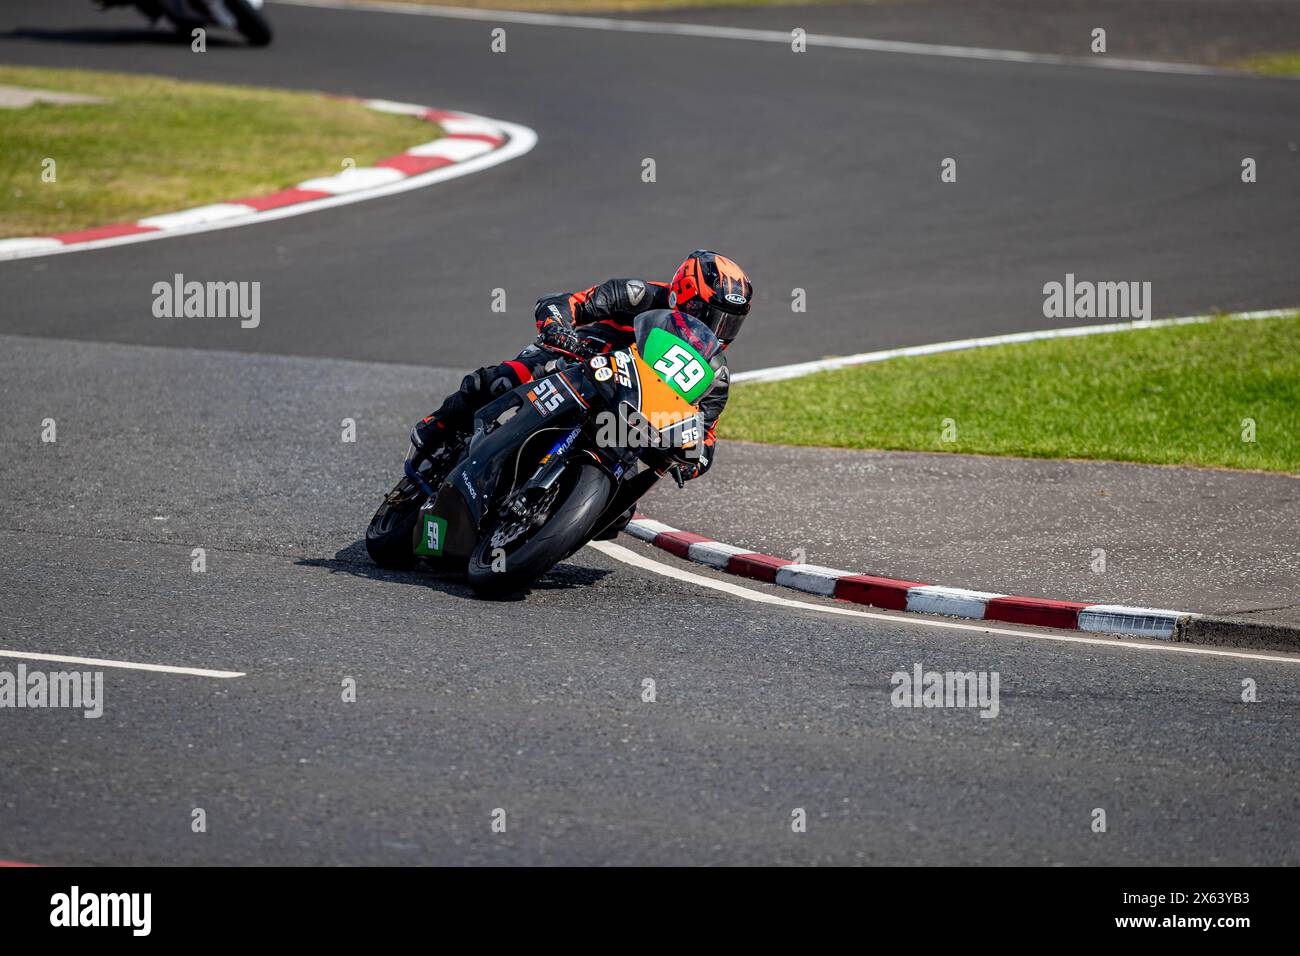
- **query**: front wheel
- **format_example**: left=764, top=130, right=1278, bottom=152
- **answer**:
left=226, top=0, right=272, bottom=46
left=467, top=462, right=611, bottom=597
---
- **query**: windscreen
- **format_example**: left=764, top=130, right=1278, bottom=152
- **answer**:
left=634, top=309, right=722, bottom=362
left=634, top=310, right=719, bottom=405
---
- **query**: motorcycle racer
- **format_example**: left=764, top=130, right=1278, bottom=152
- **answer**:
left=413, top=250, right=753, bottom=483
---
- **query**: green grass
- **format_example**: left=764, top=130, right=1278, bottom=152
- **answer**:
left=1231, top=51, right=1300, bottom=76
left=723, top=314, right=1300, bottom=473
left=0, top=66, right=440, bottom=236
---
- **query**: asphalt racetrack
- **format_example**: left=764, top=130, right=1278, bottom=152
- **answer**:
left=1, top=0, right=1298, bottom=865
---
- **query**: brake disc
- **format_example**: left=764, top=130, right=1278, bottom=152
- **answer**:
left=491, top=485, right=560, bottom=549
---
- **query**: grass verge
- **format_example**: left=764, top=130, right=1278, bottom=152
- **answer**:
left=723, top=314, right=1300, bottom=473
left=1231, top=51, right=1300, bottom=76
left=0, top=66, right=440, bottom=236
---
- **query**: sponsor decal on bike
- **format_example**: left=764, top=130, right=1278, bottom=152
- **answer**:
left=613, top=351, right=633, bottom=389
left=526, top=378, right=565, bottom=417
left=415, top=513, right=448, bottom=556
left=541, top=426, right=581, bottom=464
left=673, top=417, right=702, bottom=446
left=589, top=355, right=608, bottom=369
left=594, top=366, right=613, bottom=382
left=555, top=427, right=580, bottom=456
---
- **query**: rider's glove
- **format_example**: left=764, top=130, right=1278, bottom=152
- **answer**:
left=540, top=321, right=582, bottom=355
left=672, top=443, right=712, bottom=482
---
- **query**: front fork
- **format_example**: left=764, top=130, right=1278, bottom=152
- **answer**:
left=507, top=426, right=582, bottom=521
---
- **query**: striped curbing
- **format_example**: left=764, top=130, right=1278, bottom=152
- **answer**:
left=625, top=515, right=1193, bottom=639
left=0, top=98, right=536, bottom=262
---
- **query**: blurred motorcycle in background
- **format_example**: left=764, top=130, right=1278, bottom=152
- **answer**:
left=96, top=0, right=272, bottom=47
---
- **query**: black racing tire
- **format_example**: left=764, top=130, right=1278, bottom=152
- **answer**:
left=170, top=17, right=205, bottom=39
left=365, top=478, right=425, bottom=570
left=227, top=0, right=272, bottom=46
left=467, top=462, right=611, bottom=597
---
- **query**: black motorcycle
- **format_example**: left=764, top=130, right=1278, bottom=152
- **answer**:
left=96, top=0, right=272, bottom=47
left=366, top=310, right=722, bottom=596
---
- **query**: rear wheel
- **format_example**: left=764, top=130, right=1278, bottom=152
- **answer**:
left=367, top=434, right=467, bottom=570
left=467, top=462, right=611, bottom=597
left=365, top=477, right=425, bottom=570
left=227, top=0, right=272, bottom=46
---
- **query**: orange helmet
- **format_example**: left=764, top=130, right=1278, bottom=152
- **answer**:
left=668, top=250, right=752, bottom=344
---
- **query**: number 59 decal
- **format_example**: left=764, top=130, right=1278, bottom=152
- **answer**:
left=653, top=344, right=706, bottom=393
left=640, top=327, right=716, bottom=403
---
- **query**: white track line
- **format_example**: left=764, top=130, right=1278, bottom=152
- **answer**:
left=0, top=649, right=244, bottom=679
left=734, top=308, right=1299, bottom=384
left=273, top=0, right=1267, bottom=79
left=588, top=541, right=1300, bottom=665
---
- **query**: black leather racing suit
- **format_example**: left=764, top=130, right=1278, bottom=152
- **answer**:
left=420, top=277, right=730, bottom=479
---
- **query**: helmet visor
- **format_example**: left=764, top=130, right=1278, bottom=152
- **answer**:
left=682, top=298, right=746, bottom=343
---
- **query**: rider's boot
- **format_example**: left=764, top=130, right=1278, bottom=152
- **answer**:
left=411, top=406, right=465, bottom=457
left=411, top=370, right=490, bottom=453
